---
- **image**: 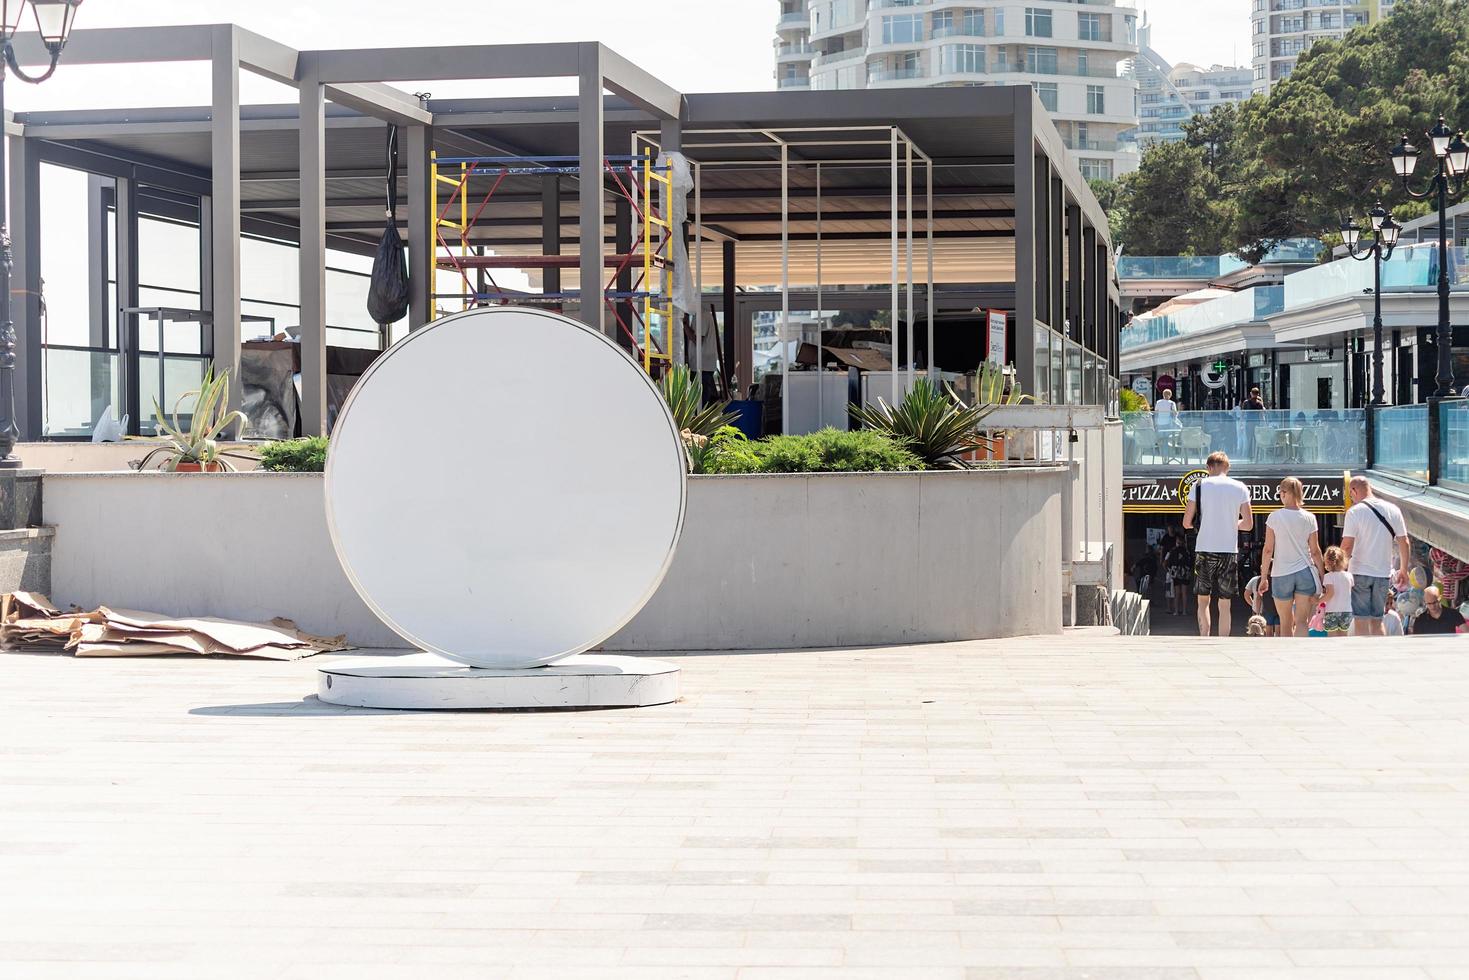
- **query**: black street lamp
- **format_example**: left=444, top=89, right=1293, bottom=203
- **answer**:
left=1392, top=116, right=1469, bottom=398
left=1342, top=203, right=1401, bottom=406
left=0, top=0, right=82, bottom=466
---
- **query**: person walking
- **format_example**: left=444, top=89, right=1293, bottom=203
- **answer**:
left=1243, top=387, right=1266, bottom=411
left=1341, top=476, right=1410, bottom=635
left=1165, top=537, right=1191, bottom=616
left=1182, top=451, right=1254, bottom=637
left=1320, top=545, right=1354, bottom=636
left=1258, top=476, right=1325, bottom=637
left=1243, top=573, right=1280, bottom=637
left=1409, top=585, right=1466, bottom=635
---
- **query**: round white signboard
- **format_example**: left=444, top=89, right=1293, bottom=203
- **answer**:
left=324, top=306, right=688, bottom=669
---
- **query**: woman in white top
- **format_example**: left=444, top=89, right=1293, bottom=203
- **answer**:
left=1155, top=388, right=1179, bottom=430
left=1258, top=476, right=1325, bottom=637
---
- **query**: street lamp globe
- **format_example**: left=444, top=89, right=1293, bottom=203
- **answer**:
left=1447, top=131, right=1469, bottom=178
left=29, top=0, right=80, bottom=51
left=1391, top=136, right=1419, bottom=179
left=1380, top=213, right=1402, bottom=248
left=1339, top=217, right=1361, bottom=250
left=1430, top=117, right=1454, bottom=158
left=1368, top=201, right=1387, bottom=231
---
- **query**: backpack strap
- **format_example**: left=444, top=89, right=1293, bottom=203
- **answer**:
left=1361, top=502, right=1397, bottom=537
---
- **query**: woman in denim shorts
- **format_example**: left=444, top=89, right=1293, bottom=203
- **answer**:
left=1258, top=477, right=1325, bottom=637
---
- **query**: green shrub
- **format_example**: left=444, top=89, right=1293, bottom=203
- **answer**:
left=688, top=426, right=761, bottom=475
left=258, top=436, right=328, bottom=472
left=753, top=428, right=923, bottom=473
left=1119, top=387, right=1150, bottom=413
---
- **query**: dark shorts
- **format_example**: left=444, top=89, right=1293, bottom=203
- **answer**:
left=1194, top=552, right=1239, bottom=598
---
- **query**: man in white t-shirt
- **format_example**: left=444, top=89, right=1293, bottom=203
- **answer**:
left=1341, top=475, right=1410, bottom=635
left=1182, top=451, right=1254, bottom=637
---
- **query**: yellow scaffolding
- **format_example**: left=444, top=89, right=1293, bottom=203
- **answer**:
left=641, top=152, right=675, bottom=374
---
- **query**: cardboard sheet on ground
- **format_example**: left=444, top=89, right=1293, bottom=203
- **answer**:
left=1, top=592, right=346, bottom=660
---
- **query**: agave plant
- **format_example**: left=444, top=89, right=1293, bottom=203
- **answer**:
left=658, top=364, right=739, bottom=440
left=136, top=363, right=253, bottom=472
left=848, top=376, right=1001, bottom=470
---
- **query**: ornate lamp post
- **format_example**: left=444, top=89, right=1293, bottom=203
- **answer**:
left=1342, top=203, right=1402, bottom=406
left=1391, top=117, right=1469, bottom=398
left=0, top=0, right=82, bottom=466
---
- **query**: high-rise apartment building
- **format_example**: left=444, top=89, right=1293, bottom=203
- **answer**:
left=1250, top=0, right=1396, bottom=94
left=775, top=1, right=1142, bottom=179
left=1130, top=17, right=1251, bottom=146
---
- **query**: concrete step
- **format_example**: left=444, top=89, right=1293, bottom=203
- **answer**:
left=0, top=526, right=53, bottom=596
left=1110, top=590, right=1151, bottom=636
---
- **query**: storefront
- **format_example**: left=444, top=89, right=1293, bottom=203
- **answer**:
left=1121, top=469, right=1352, bottom=589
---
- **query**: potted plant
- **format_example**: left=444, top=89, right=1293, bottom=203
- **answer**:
left=848, top=376, right=1003, bottom=469
left=135, top=363, right=252, bottom=472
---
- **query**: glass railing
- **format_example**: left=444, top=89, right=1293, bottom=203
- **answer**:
left=1122, top=410, right=1366, bottom=468
left=932, top=25, right=985, bottom=39
left=868, top=66, right=923, bottom=81
left=1117, top=238, right=1322, bottom=280
left=42, top=346, right=122, bottom=438
left=1120, top=285, right=1283, bottom=350
left=1116, top=254, right=1242, bottom=280
left=1286, top=243, right=1469, bottom=310
left=993, top=64, right=1121, bottom=79
left=777, top=42, right=814, bottom=56
left=777, top=77, right=810, bottom=88
left=1374, top=404, right=1429, bottom=483
left=778, top=11, right=808, bottom=27
left=1440, top=400, right=1469, bottom=489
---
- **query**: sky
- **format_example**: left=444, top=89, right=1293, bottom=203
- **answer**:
left=5, top=0, right=1251, bottom=111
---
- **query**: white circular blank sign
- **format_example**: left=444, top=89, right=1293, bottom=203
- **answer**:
left=324, top=306, right=687, bottom=669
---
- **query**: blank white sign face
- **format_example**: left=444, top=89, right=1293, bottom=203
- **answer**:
left=325, top=307, right=687, bottom=668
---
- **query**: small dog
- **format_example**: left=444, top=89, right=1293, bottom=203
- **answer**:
left=1246, top=615, right=1268, bottom=637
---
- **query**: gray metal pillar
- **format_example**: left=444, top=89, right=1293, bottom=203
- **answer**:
left=405, top=124, right=433, bottom=330
left=577, top=44, right=605, bottom=337
left=297, top=78, right=328, bottom=436
left=210, top=27, right=243, bottom=420
left=1011, top=96, right=1036, bottom=397
left=541, top=174, right=561, bottom=297
left=1050, top=173, right=1064, bottom=338
left=1066, top=203, right=1082, bottom=345
left=9, top=132, right=39, bottom=440
left=86, top=174, right=109, bottom=349
left=722, top=239, right=736, bottom=396
left=115, top=178, right=140, bottom=434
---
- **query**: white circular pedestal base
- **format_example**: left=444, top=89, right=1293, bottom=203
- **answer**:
left=316, top=652, right=680, bottom=710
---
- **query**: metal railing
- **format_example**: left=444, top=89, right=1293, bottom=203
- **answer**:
left=1122, top=410, right=1366, bottom=468
left=1360, top=399, right=1469, bottom=493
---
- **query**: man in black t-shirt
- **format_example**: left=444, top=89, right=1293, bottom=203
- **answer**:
left=1411, top=586, right=1466, bottom=635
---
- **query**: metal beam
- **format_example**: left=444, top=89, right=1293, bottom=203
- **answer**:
left=297, top=78, right=327, bottom=437
left=309, top=43, right=582, bottom=84
left=210, top=25, right=244, bottom=422
left=600, top=44, right=682, bottom=120
left=236, top=27, right=298, bottom=86
left=8, top=25, right=216, bottom=66
left=324, top=83, right=431, bottom=128
left=542, top=175, right=561, bottom=295
left=577, top=44, right=605, bottom=336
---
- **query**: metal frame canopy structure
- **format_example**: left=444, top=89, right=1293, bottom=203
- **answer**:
left=325, top=306, right=688, bottom=669
left=4, top=23, right=1122, bottom=442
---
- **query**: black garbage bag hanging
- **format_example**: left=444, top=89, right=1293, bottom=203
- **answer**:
left=367, top=126, right=411, bottom=327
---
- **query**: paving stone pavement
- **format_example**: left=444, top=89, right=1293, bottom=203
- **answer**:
left=3, top=634, right=1469, bottom=979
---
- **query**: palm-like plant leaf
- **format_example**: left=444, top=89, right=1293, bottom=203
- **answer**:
left=848, top=377, right=1000, bottom=469
left=658, top=364, right=739, bottom=438
left=140, top=362, right=250, bottom=471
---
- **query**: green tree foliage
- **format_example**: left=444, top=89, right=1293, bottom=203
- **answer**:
left=1115, top=140, right=1230, bottom=255
left=1232, top=0, right=1469, bottom=258
left=1113, top=0, right=1468, bottom=261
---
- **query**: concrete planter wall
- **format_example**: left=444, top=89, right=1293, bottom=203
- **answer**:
left=42, top=467, right=1065, bottom=651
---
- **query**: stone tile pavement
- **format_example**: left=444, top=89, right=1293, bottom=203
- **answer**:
left=3, top=634, right=1469, bottom=978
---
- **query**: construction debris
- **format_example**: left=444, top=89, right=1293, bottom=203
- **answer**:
left=1, top=593, right=348, bottom=660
